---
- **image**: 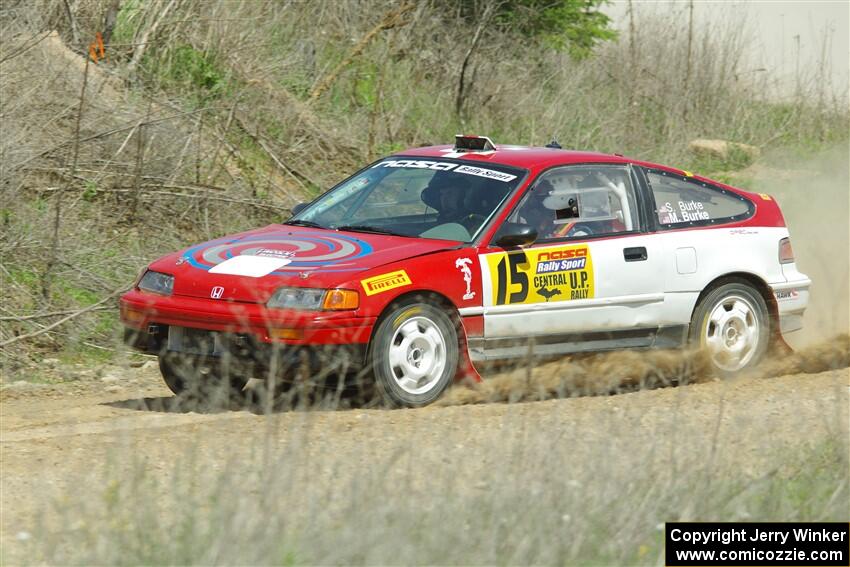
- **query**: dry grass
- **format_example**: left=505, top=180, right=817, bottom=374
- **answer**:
left=8, top=391, right=848, bottom=565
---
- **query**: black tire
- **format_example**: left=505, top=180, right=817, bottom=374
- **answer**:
left=158, top=353, right=249, bottom=404
left=247, top=348, right=307, bottom=409
left=689, top=280, right=770, bottom=376
left=370, top=300, right=459, bottom=408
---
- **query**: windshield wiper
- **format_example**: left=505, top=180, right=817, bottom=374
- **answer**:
left=335, top=224, right=412, bottom=237
left=282, top=219, right=324, bottom=229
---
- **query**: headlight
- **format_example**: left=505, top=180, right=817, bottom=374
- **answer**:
left=267, top=287, right=326, bottom=310
left=138, top=270, right=174, bottom=296
left=267, top=288, right=359, bottom=310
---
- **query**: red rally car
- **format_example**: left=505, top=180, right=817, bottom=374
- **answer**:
left=121, top=136, right=811, bottom=407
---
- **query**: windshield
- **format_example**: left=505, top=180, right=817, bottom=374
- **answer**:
left=292, top=158, right=525, bottom=242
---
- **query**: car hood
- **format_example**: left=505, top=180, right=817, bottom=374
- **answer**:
left=150, top=225, right=457, bottom=302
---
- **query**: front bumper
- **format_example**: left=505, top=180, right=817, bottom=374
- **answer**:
left=123, top=323, right=367, bottom=375
left=120, top=289, right=376, bottom=345
left=120, top=289, right=375, bottom=372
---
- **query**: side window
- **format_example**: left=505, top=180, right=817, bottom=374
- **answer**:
left=508, top=164, right=639, bottom=240
left=646, top=170, right=753, bottom=227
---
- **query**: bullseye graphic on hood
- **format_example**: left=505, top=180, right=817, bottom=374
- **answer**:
left=182, top=232, right=373, bottom=275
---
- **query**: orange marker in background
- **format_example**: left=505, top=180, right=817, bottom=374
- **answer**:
left=88, top=32, right=105, bottom=63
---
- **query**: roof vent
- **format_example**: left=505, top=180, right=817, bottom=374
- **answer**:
left=454, top=135, right=496, bottom=152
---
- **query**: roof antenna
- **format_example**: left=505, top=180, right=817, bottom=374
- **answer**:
left=545, top=139, right=562, bottom=149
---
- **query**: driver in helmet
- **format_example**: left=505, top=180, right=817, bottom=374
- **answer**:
left=516, top=179, right=564, bottom=239
left=420, top=173, right=490, bottom=235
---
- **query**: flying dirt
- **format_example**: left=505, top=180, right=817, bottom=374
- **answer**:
left=440, top=334, right=849, bottom=405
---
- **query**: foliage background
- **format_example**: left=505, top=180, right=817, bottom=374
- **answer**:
left=0, top=0, right=847, bottom=365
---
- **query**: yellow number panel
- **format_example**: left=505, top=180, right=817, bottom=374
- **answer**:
left=485, top=245, right=594, bottom=306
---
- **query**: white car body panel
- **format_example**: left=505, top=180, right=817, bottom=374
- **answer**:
left=773, top=261, right=811, bottom=333
left=475, top=225, right=810, bottom=344
left=479, top=233, right=665, bottom=337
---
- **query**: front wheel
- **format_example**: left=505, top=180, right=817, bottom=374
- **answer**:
left=158, top=353, right=249, bottom=403
left=371, top=302, right=459, bottom=408
left=689, top=281, right=770, bottom=376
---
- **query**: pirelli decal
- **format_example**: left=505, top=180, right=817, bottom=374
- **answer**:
left=361, top=270, right=412, bottom=296
left=485, top=245, right=594, bottom=305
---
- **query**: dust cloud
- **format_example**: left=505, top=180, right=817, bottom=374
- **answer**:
left=760, top=145, right=850, bottom=347
left=441, top=348, right=711, bottom=406
left=441, top=334, right=849, bottom=406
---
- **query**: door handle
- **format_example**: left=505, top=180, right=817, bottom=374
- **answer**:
left=623, top=246, right=647, bottom=262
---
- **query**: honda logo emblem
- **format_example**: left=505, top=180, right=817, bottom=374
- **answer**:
left=210, top=286, right=225, bottom=299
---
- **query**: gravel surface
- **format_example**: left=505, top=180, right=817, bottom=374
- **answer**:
left=1, top=356, right=847, bottom=558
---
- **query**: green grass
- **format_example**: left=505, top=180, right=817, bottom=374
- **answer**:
left=57, top=282, right=99, bottom=306
left=686, top=145, right=757, bottom=175
left=58, top=343, right=117, bottom=365
left=276, top=73, right=312, bottom=100
left=7, top=267, right=40, bottom=291
left=111, top=0, right=143, bottom=45
left=144, top=44, right=231, bottom=106
left=81, top=181, right=98, bottom=202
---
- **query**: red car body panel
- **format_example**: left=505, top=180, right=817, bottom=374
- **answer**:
left=120, top=144, right=797, bottom=383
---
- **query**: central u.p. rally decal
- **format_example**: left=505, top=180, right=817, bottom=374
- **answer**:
left=485, top=244, right=595, bottom=306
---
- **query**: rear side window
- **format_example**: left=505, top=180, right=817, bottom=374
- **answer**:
left=646, top=170, right=753, bottom=228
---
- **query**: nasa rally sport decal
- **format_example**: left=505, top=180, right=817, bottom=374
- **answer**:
left=373, top=160, right=517, bottom=182
left=484, top=245, right=595, bottom=306
left=180, top=232, right=373, bottom=277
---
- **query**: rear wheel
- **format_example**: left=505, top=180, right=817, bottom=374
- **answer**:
left=371, top=301, right=459, bottom=408
left=158, top=353, right=249, bottom=404
left=689, top=281, right=769, bottom=376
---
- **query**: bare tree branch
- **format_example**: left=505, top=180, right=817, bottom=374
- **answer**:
left=0, top=306, right=114, bottom=322
left=127, top=0, right=178, bottom=75
left=0, top=287, right=128, bottom=348
left=309, top=2, right=414, bottom=101
left=456, top=1, right=498, bottom=122
left=61, top=0, right=81, bottom=46
left=42, top=54, right=90, bottom=300
left=0, top=31, right=53, bottom=65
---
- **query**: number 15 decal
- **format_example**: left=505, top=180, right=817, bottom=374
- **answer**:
left=485, top=244, right=595, bottom=306
left=495, top=254, right=529, bottom=305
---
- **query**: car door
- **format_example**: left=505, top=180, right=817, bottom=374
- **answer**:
left=476, top=163, right=667, bottom=358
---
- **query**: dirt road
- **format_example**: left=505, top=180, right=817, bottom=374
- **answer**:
left=2, top=351, right=848, bottom=560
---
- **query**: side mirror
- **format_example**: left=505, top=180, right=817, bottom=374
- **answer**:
left=291, top=203, right=309, bottom=215
left=495, top=223, right=537, bottom=247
